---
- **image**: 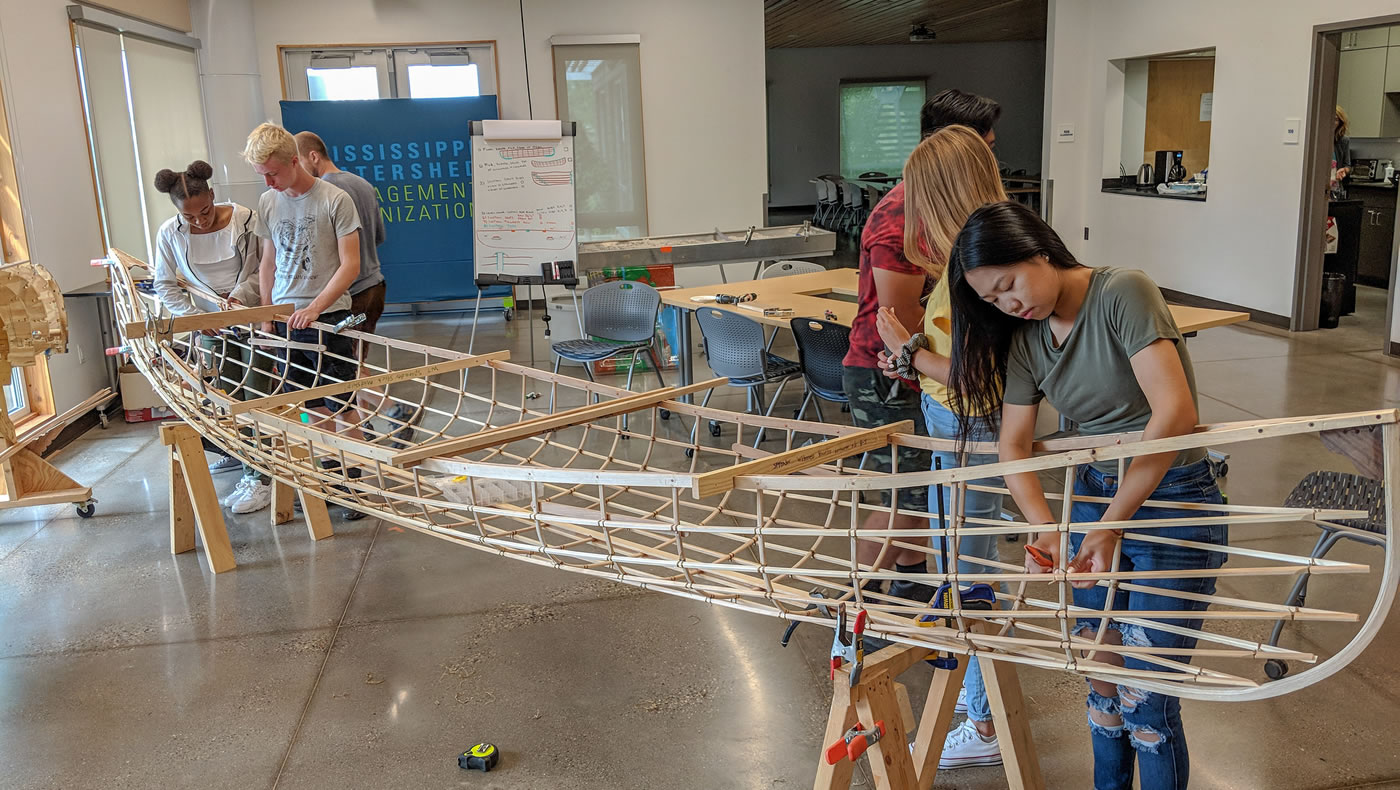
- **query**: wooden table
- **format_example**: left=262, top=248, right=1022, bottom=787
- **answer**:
left=661, top=268, right=1251, bottom=395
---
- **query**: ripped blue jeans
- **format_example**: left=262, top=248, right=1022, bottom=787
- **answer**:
left=1068, top=460, right=1227, bottom=790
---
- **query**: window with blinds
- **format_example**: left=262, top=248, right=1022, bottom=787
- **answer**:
left=553, top=42, right=648, bottom=241
left=839, top=80, right=925, bottom=179
left=73, top=23, right=208, bottom=264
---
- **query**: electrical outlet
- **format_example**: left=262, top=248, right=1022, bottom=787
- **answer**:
left=1084, top=227, right=1090, bottom=240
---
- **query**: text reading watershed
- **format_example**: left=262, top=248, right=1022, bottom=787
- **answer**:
left=331, top=140, right=472, bottom=224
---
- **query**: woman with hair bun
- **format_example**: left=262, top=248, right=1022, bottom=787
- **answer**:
left=151, top=160, right=273, bottom=514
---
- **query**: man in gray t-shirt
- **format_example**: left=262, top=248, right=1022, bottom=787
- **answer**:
left=294, top=131, right=386, bottom=306
left=253, top=177, right=361, bottom=314
left=242, top=122, right=364, bottom=441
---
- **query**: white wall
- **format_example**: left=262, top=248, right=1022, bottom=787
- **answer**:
left=245, top=0, right=767, bottom=251
left=766, top=42, right=1046, bottom=206
left=0, top=0, right=115, bottom=411
left=1045, top=0, right=1400, bottom=323
left=1119, top=59, right=1149, bottom=175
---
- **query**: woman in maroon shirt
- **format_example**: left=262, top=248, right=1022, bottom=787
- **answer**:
left=840, top=88, right=1000, bottom=599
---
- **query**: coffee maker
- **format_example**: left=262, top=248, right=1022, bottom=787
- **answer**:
left=1154, top=150, right=1185, bottom=185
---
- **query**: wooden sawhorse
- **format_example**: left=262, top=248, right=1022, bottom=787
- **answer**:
left=161, top=422, right=335, bottom=573
left=817, top=623, right=1044, bottom=790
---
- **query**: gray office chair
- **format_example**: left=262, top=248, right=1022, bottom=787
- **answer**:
left=551, top=280, right=668, bottom=429
left=693, top=307, right=801, bottom=449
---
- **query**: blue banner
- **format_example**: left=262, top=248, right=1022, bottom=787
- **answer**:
left=279, top=97, right=503, bottom=303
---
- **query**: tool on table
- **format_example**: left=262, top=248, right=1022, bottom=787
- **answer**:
left=829, top=603, right=867, bottom=686
left=914, top=457, right=998, bottom=670
left=458, top=742, right=500, bottom=772
left=331, top=313, right=367, bottom=333
left=737, top=303, right=794, bottom=319
left=825, top=720, right=887, bottom=765
left=824, top=309, right=837, bottom=321
left=713, top=292, right=758, bottom=305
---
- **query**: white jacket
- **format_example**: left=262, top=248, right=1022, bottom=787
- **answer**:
left=152, top=202, right=261, bottom=316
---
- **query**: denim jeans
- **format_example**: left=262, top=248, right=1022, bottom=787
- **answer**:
left=1068, top=460, right=1226, bottom=790
left=922, top=394, right=1003, bottom=723
left=198, top=332, right=275, bottom=482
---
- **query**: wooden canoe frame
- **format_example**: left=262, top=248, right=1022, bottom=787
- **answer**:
left=99, top=247, right=1399, bottom=704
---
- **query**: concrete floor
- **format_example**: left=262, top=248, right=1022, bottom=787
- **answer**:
left=4, top=280, right=1400, bottom=789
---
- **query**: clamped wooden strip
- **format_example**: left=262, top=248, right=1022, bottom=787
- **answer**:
left=390, top=377, right=725, bottom=467
left=692, top=420, right=913, bottom=498
left=226, top=352, right=509, bottom=415
left=122, top=303, right=296, bottom=340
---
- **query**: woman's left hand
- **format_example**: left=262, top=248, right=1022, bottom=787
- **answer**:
left=875, top=306, right=911, bottom=352
left=1067, top=530, right=1120, bottom=589
left=876, top=350, right=900, bottom=379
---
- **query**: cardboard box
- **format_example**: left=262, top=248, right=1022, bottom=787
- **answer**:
left=119, top=364, right=176, bottom=423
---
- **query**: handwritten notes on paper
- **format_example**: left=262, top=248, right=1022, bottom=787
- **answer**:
left=471, top=123, right=578, bottom=279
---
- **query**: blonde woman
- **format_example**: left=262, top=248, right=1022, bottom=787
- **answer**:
left=872, top=125, right=1009, bottom=769
left=840, top=89, right=1000, bottom=598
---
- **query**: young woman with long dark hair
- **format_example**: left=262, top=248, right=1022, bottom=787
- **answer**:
left=944, top=200, right=1225, bottom=790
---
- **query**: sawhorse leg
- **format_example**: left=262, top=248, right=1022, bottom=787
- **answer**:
left=297, top=489, right=334, bottom=541
left=817, top=624, right=1044, bottom=790
left=160, top=422, right=235, bottom=573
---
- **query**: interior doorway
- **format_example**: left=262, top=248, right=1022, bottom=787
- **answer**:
left=1296, top=18, right=1400, bottom=356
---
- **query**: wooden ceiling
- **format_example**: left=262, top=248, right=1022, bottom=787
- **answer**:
left=766, top=0, right=1047, bottom=48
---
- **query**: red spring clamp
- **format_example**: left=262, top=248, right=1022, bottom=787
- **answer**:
left=824, top=720, right=887, bottom=765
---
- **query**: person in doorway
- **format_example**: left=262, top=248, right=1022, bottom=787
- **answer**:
left=840, top=87, right=1000, bottom=601
left=871, top=126, right=1009, bottom=770
left=293, top=131, right=413, bottom=443
left=151, top=160, right=275, bottom=514
left=1332, top=105, right=1352, bottom=199
left=946, top=200, right=1226, bottom=790
left=243, top=122, right=369, bottom=520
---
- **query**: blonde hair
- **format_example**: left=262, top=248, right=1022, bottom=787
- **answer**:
left=902, top=125, right=1008, bottom=278
left=242, top=122, right=297, bottom=166
left=1335, top=105, right=1349, bottom=142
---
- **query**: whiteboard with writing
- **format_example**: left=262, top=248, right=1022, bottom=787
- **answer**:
left=471, top=120, right=577, bottom=279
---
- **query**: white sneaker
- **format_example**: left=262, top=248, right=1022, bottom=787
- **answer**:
left=209, top=455, right=242, bottom=473
left=231, top=479, right=271, bottom=514
left=939, top=719, right=1001, bottom=770
left=222, top=477, right=253, bottom=508
left=954, top=686, right=968, bottom=715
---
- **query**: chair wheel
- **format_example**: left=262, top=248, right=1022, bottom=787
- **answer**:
left=1004, top=533, right=1020, bottom=543
left=1264, top=659, right=1289, bottom=680
left=709, top=420, right=721, bottom=438
left=659, top=409, right=670, bottom=420
left=685, top=448, right=695, bottom=458
left=76, top=502, right=96, bottom=519
left=841, top=404, right=850, bottom=413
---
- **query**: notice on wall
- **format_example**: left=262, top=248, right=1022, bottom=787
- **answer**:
left=1199, top=92, right=1213, bottom=122
left=280, top=96, right=501, bottom=303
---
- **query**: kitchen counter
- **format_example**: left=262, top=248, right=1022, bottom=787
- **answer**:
left=1351, top=179, right=1396, bottom=190
left=1100, top=184, right=1207, bottom=202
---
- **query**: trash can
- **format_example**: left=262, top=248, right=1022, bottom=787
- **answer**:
left=1320, top=272, right=1346, bottom=329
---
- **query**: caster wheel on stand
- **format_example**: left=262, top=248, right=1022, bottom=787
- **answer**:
left=1264, top=659, right=1289, bottom=680
left=76, top=501, right=96, bottom=519
left=685, top=448, right=695, bottom=458
left=659, top=409, right=670, bottom=421
left=708, top=420, right=721, bottom=438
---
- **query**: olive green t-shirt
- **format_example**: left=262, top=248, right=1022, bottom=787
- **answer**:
left=1002, top=267, right=1204, bottom=471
